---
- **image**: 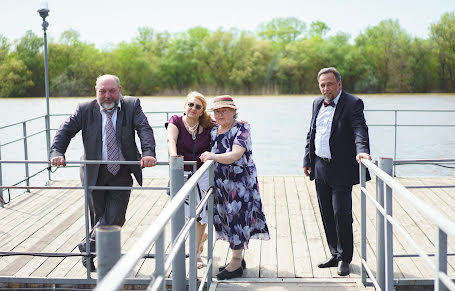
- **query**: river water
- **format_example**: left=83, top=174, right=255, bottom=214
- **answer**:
left=1, top=94, right=455, bottom=195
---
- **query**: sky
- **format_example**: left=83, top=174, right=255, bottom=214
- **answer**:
left=1, top=0, right=454, bottom=49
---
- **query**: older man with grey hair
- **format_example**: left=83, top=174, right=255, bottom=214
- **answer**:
left=50, top=74, right=157, bottom=271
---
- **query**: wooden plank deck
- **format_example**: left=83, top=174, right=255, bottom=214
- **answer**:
left=1, top=176, right=454, bottom=289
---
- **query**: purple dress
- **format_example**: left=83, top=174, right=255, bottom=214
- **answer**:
left=210, top=122, right=270, bottom=249
left=169, top=115, right=211, bottom=171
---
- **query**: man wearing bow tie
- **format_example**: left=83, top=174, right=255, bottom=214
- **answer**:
left=303, top=67, right=371, bottom=276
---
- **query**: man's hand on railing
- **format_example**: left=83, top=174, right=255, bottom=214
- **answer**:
left=140, top=156, right=157, bottom=168
left=356, top=153, right=371, bottom=163
left=50, top=156, right=66, bottom=167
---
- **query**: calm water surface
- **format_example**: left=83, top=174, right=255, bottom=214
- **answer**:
left=1, top=94, right=455, bottom=193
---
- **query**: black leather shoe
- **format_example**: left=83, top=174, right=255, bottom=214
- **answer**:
left=218, top=259, right=246, bottom=271
left=78, top=243, right=96, bottom=272
left=82, top=257, right=96, bottom=272
left=318, top=256, right=339, bottom=268
left=337, top=261, right=350, bottom=276
left=216, top=266, right=243, bottom=280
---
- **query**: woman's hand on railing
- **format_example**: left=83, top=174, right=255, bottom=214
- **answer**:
left=50, top=156, right=66, bottom=167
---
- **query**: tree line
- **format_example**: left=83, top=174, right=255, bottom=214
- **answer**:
left=0, top=13, right=454, bottom=97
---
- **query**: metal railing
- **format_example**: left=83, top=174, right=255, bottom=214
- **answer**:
left=0, top=157, right=216, bottom=291
left=0, top=111, right=180, bottom=207
left=360, top=157, right=455, bottom=291
left=364, top=109, right=455, bottom=175
left=94, top=158, right=215, bottom=291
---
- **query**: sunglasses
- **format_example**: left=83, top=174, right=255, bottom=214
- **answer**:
left=188, top=102, right=203, bottom=110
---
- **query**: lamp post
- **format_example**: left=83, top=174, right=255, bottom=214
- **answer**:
left=37, top=0, right=51, bottom=181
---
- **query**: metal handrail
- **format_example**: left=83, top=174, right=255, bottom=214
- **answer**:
left=95, top=159, right=215, bottom=291
left=0, top=111, right=182, bottom=206
left=360, top=158, right=455, bottom=291
left=0, top=158, right=215, bottom=291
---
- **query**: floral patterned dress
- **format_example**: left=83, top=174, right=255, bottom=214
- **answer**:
left=210, top=122, right=270, bottom=250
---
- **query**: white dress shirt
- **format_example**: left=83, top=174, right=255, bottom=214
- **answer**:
left=315, top=91, right=342, bottom=159
left=100, top=102, right=124, bottom=161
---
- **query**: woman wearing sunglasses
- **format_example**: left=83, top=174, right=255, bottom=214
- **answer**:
left=166, top=91, right=214, bottom=268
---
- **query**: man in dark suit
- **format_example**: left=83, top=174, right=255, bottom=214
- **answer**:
left=50, top=74, right=157, bottom=271
left=303, top=67, right=371, bottom=276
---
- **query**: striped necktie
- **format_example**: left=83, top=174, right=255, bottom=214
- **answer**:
left=104, top=109, right=121, bottom=175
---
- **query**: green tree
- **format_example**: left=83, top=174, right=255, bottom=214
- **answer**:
left=49, top=29, right=103, bottom=96
left=355, top=20, right=411, bottom=92
left=0, top=34, right=10, bottom=65
left=230, top=34, right=276, bottom=93
left=430, top=12, right=455, bottom=91
left=0, top=57, right=34, bottom=97
left=12, top=31, right=44, bottom=96
left=258, top=17, right=306, bottom=52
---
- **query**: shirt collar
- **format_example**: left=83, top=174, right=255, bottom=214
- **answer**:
left=333, top=90, right=342, bottom=105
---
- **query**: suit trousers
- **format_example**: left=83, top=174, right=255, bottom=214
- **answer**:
left=314, top=156, right=353, bottom=263
left=81, top=164, right=133, bottom=252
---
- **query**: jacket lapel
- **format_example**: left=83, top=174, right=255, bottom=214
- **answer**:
left=116, top=99, right=124, bottom=144
left=311, top=97, right=324, bottom=130
left=330, top=91, right=345, bottom=136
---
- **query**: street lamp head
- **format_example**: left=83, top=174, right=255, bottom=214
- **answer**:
left=37, top=0, right=50, bottom=30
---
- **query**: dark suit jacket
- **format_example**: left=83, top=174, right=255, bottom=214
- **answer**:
left=303, top=91, right=370, bottom=185
left=50, top=96, right=156, bottom=186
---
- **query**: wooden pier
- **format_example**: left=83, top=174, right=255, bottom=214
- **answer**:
left=1, top=176, right=454, bottom=290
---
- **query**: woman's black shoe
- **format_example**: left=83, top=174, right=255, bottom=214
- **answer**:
left=218, top=259, right=246, bottom=271
left=216, top=266, right=243, bottom=280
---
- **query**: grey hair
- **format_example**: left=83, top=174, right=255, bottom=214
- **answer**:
left=234, top=110, right=238, bottom=119
left=317, top=67, right=341, bottom=82
left=95, top=74, right=121, bottom=88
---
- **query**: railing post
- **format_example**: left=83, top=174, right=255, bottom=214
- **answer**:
left=376, top=158, right=387, bottom=290
left=0, top=142, right=4, bottom=208
left=207, top=162, right=214, bottom=288
left=154, top=232, right=165, bottom=291
left=96, top=225, right=121, bottom=289
left=45, top=116, right=51, bottom=182
left=169, top=156, right=185, bottom=291
left=360, top=160, right=367, bottom=286
left=83, top=163, right=92, bottom=279
left=380, top=158, right=393, bottom=291
left=189, top=184, right=197, bottom=291
left=393, top=110, right=397, bottom=176
left=435, top=228, right=448, bottom=291
left=22, top=122, right=30, bottom=192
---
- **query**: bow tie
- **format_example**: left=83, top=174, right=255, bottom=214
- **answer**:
left=323, top=100, right=335, bottom=107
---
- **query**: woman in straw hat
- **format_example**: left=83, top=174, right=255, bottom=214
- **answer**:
left=200, top=95, right=270, bottom=280
left=166, top=91, right=214, bottom=268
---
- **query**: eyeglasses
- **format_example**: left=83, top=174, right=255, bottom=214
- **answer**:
left=188, top=102, right=203, bottom=110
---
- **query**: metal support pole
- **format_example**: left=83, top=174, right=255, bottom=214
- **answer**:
left=22, top=122, right=30, bottom=192
left=381, top=158, right=394, bottom=291
left=435, top=229, right=448, bottom=291
left=96, top=225, right=121, bottom=288
left=189, top=185, right=197, bottom=291
left=169, top=156, right=185, bottom=290
left=154, top=232, right=165, bottom=291
left=376, top=158, right=389, bottom=290
left=207, top=163, right=214, bottom=288
left=360, top=161, right=367, bottom=286
left=83, top=164, right=91, bottom=279
left=0, top=142, right=4, bottom=208
left=393, top=110, right=397, bottom=176
left=38, top=6, right=51, bottom=182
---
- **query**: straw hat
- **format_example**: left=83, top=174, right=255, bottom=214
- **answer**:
left=210, top=95, right=239, bottom=110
